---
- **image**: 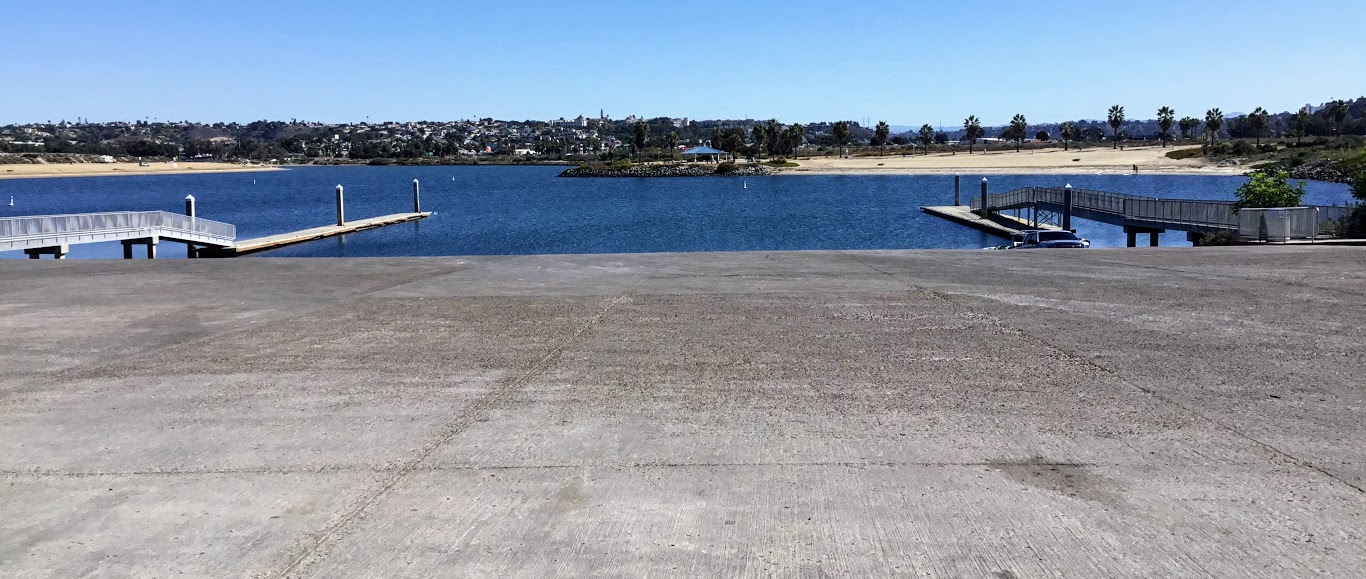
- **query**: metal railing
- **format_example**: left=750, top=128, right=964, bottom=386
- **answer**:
left=0, top=211, right=235, bottom=242
left=1236, top=207, right=1331, bottom=242
left=1126, top=198, right=1237, bottom=230
left=969, top=186, right=1350, bottom=237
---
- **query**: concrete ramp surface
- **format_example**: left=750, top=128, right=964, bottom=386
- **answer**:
left=1, top=247, right=1364, bottom=577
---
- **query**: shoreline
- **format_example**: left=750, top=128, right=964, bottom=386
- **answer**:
left=0, top=162, right=283, bottom=180
left=769, top=145, right=1252, bottom=177
left=775, top=165, right=1248, bottom=176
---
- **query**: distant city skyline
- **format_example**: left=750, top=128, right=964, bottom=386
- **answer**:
left=6, top=0, right=1365, bottom=126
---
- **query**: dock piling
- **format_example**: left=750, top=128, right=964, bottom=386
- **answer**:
left=335, top=185, right=345, bottom=226
left=413, top=179, right=421, bottom=213
left=954, top=175, right=961, bottom=206
left=185, top=194, right=197, bottom=258
left=1062, top=184, right=1073, bottom=231
left=978, top=178, right=988, bottom=217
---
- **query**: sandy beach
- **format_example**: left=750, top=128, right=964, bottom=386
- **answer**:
left=0, top=161, right=281, bottom=179
left=779, top=145, right=1244, bottom=175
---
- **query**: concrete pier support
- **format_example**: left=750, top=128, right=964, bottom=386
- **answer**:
left=336, top=185, right=345, bottom=226
left=413, top=179, right=421, bottom=213
left=121, top=237, right=158, bottom=259
left=24, top=244, right=68, bottom=259
left=1124, top=226, right=1165, bottom=248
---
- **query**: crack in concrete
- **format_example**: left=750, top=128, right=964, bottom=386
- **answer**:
left=840, top=251, right=1366, bottom=496
left=0, top=265, right=468, bottom=396
left=3, top=460, right=1171, bottom=479
left=272, top=288, right=636, bottom=579
left=1072, top=254, right=1366, bottom=300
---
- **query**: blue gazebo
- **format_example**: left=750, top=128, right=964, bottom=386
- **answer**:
left=680, top=145, right=726, bottom=163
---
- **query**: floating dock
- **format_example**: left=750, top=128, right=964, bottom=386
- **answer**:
left=920, top=205, right=1055, bottom=240
left=203, top=212, right=430, bottom=257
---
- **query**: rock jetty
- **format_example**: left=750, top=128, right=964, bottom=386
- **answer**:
left=560, top=164, right=773, bottom=178
left=1284, top=161, right=1354, bottom=185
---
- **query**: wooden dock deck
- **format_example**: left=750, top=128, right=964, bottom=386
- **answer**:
left=920, top=206, right=1056, bottom=240
left=204, top=212, right=430, bottom=257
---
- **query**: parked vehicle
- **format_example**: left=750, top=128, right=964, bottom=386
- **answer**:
left=1012, top=230, right=1090, bottom=249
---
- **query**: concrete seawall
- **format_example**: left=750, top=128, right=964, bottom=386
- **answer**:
left=2, top=247, right=1364, bottom=577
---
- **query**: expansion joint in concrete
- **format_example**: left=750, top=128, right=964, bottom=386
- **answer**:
left=272, top=289, right=636, bottom=578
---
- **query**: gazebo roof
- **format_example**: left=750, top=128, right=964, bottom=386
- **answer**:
left=680, top=146, right=726, bottom=155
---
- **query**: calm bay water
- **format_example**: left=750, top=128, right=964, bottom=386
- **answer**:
left=0, top=165, right=1354, bottom=259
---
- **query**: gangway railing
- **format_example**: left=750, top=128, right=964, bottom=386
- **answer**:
left=0, top=211, right=236, bottom=252
left=969, top=186, right=1350, bottom=240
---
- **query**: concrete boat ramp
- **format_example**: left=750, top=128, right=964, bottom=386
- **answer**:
left=2, top=247, right=1365, bottom=577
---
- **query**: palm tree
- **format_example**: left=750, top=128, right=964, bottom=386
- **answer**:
left=963, top=116, right=982, bottom=154
left=832, top=121, right=851, bottom=158
left=633, top=120, right=649, bottom=162
left=873, top=121, right=891, bottom=156
left=1204, top=108, right=1224, bottom=146
left=1157, top=107, right=1175, bottom=147
left=1009, top=114, right=1027, bottom=152
left=918, top=124, right=934, bottom=155
left=1179, top=116, right=1200, bottom=141
left=752, top=124, right=767, bottom=160
left=787, top=124, right=805, bottom=157
left=1107, top=105, right=1125, bottom=149
left=1248, top=107, right=1269, bottom=146
left=1059, top=121, right=1076, bottom=151
left=666, top=131, right=679, bottom=159
left=1327, top=100, right=1350, bottom=137
left=1291, top=107, right=1311, bottom=145
left=766, top=119, right=782, bottom=157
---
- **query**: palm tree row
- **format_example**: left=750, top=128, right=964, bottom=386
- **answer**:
left=810, top=100, right=1353, bottom=160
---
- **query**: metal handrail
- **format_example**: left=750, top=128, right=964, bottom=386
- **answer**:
left=968, top=186, right=1345, bottom=234
left=0, top=211, right=236, bottom=241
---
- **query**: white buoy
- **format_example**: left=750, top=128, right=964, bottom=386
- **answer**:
left=7, top=196, right=12, bottom=207
left=743, top=181, right=748, bottom=189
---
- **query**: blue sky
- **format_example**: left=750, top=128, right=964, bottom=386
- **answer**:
left=6, top=0, right=1364, bottom=126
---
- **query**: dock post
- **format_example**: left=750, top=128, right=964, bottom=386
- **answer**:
left=413, top=179, right=421, bottom=213
left=1062, top=184, right=1073, bottom=231
left=184, top=194, right=197, bottom=258
left=954, top=175, right=960, bottom=206
left=335, top=185, right=345, bottom=226
left=977, top=178, right=988, bottom=217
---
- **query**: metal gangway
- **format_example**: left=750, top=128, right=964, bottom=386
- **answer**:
left=0, top=211, right=236, bottom=259
left=970, top=186, right=1350, bottom=246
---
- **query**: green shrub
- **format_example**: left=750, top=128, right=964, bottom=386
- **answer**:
left=366, top=158, right=392, bottom=166
left=1233, top=169, right=1306, bottom=210
left=1165, top=148, right=1204, bottom=160
left=1325, top=206, right=1366, bottom=238
left=715, top=161, right=738, bottom=175
left=1352, top=171, right=1366, bottom=201
left=1192, top=230, right=1236, bottom=246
